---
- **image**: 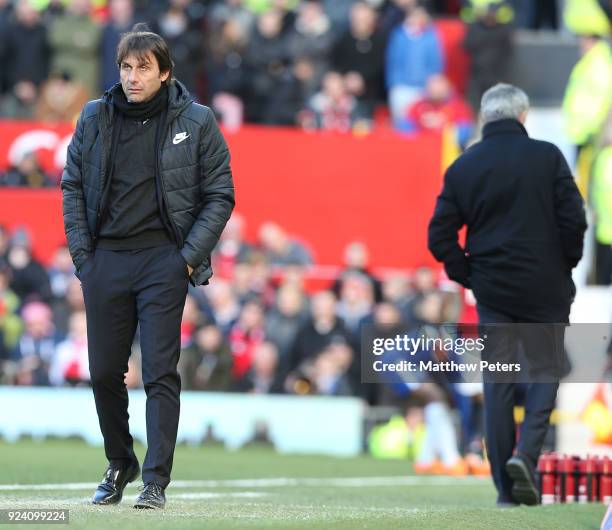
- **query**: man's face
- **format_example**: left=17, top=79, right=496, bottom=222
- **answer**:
left=120, top=51, right=169, bottom=103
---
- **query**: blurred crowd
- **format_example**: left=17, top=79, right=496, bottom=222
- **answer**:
left=2, top=0, right=612, bottom=196
left=1, top=0, right=608, bottom=135
left=0, top=215, right=498, bottom=471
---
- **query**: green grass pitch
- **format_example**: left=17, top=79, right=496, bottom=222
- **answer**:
left=0, top=439, right=606, bottom=529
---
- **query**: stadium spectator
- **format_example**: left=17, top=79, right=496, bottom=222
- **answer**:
left=0, top=0, right=12, bottom=31
left=563, top=0, right=611, bottom=36
left=206, top=18, right=249, bottom=128
left=41, top=0, right=67, bottom=25
left=0, top=260, right=22, bottom=363
left=287, top=0, right=335, bottom=89
left=206, top=280, right=243, bottom=337
left=333, top=241, right=383, bottom=303
left=336, top=270, right=374, bottom=339
left=209, top=0, right=255, bottom=36
left=305, top=341, right=354, bottom=396
left=0, top=225, right=8, bottom=260
left=398, top=265, right=439, bottom=326
left=462, top=2, right=513, bottom=112
left=178, top=323, right=233, bottom=390
left=286, top=290, right=348, bottom=376
left=258, top=222, right=313, bottom=267
left=330, top=1, right=386, bottom=117
left=6, top=229, right=52, bottom=303
left=48, top=0, right=101, bottom=99
left=213, top=213, right=253, bottom=279
left=244, top=9, right=301, bottom=124
left=322, top=0, right=355, bottom=31
left=232, top=250, right=276, bottom=304
left=378, top=0, right=418, bottom=37
left=35, top=71, right=89, bottom=123
left=381, top=273, right=414, bottom=321
left=47, top=245, right=75, bottom=302
left=100, top=0, right=136, bottom=93
left=229, top=298, right=266, bottom=379
left=592, top=115, right=612, bottom=284
left=562, top=34, right=612, bottom=151
left=264, top=282, right=309, bottom=360
left=11, top=301, right=57, bottom=386
left=300, top=71, right=370, bottom=132
left=51, top=277, right=85, bottom=337
left=0, top=0, right=50, bottom=119
left=0, top=152, right=54, bottom=188
left=181, top=294, right=210, bottom=348
left=151, top=0, right=206, bottom=98
left=372, top=296, right=468, bottom=474
left=404, top=73, right=474, bottom=147
left=232, top=340, right=284, bottom=393
left=49, top=310, right=89, bottom=386
left=385, top=5, right=444, bottom=127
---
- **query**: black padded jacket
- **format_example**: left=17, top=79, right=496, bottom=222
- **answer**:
left=61, top=80, right=235, bottom=286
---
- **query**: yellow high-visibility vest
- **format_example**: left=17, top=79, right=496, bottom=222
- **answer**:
left=563, top=40, right=612, bottom=146
left=592, top=146, right=612, bottom=244
left=564, top=0, right=611, bottom=37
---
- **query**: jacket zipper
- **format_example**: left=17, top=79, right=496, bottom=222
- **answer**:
left=94, top=101, right=114, bottom=242
left=157, top=120, right=184, bottom=249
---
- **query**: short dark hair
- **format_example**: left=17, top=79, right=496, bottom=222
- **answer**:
left=116, top=23, right=174, bottom=82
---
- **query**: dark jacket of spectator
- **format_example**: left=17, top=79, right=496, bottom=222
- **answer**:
left=264, top=308, right=308, bottom=359
left=286, top=4, right=335, bottom=85
left=331, top=32, right=385, bottom=102
left=287, top=317, right=349, bottom=373
left=152, top=6, right=205, bottom=99
left=7, top=241, right=52, bottom=303
left=244, top=17, right=299, bottom=123
left=2, top=12, right=50, bottom=91
left=428, top=119, right=587, bottom=323
left=178, top=340, right=233, bottom=391
left=206, top=19, right=250, bottom=99
left=463, top=16, right=513, bottom=110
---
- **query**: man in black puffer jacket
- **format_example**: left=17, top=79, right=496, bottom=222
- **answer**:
left=61, top=25, right=234, bottom=510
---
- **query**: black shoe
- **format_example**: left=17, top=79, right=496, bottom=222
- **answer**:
left=92, top=460, right=140, bottom=505
left=506, top=455, right=539, bottom=506
left=133, top=482, right=166, bottom=509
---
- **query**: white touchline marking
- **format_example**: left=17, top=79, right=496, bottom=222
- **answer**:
left=173, top=492, right=268, bottom=500
left=0, top=492, right=269, bottom=506
left=0, top=476, right=487, bottom=492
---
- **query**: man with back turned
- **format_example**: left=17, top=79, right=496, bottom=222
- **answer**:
left=61, top=24, right=235, bottom=509
left=428, top=84, right=586, bottom=507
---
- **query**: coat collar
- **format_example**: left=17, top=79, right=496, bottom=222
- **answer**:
left=482, top=118, right=528, bottom=139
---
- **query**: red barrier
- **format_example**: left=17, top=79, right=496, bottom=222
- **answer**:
left=0, top=121, right=442, bottom=268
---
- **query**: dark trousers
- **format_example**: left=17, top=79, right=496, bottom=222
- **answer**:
left=477, top=304, right=562, bottom=500
left=81, top=244, right=189, bottom=488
